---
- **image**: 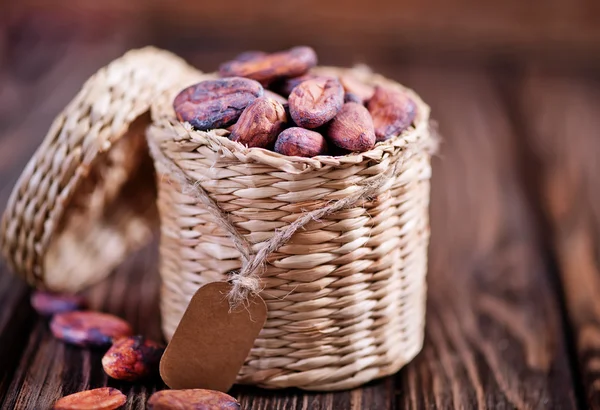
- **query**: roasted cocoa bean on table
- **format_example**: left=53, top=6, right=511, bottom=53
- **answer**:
left=102, top=335, right=164, bottom=381
left=50, top=311, right=132, bottom=347
left=53, top=387, right=126, bottom=410
left=173, top=77, right=263, bottom=130
left=288, top=77, right=344, bottom=129
left=147, top=389, right=240, bottom=410
left=31, top=291, right=86, bottom=316
left=229, top=96, right=287, bottom=149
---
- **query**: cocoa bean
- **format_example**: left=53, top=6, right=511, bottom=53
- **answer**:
left=147, top=389, right=240, bottom=410
left=367, top=85, right=417, bottom=141
left=102, top=335, right=164, bottom=381
left=31, top=291, right=86, bottom=316
left=340, top=73, right=375, bottom=103
left=53, top=387, right=126, bottom=410
left=219, top=46, right=317, bottom=84
left=328, top=102, right=376, bottom=152
left=274, top=127, right=328, bottom=157
left=231, top=50, right=266, bottom=62
left=230, top=96, right=287, bottom=149
left=288, top=77, right=344, bottom=128
left=343, top=92, right=362, bottom=104
left=263, top=89, right=288, bottom=105
left=282, top=103, right=292, bottom=123
left=271, top=73, right=318, bottom=96
left=173, top=77, right=263, bottom=130
left=50, top=311, right=132, bottom=347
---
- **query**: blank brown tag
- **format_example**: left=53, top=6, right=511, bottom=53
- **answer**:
left=160, top=281, right=267, bottom=392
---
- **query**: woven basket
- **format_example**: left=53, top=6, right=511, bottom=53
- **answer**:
left=147, top=67, right=433, bottom=391
left=0, top=47, right=200, bottom=291
left=0, top=47, right=433, bottom=391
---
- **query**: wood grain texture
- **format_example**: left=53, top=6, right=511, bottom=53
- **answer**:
left=513, top=69, right=600, bottom=409
left=0, top=35, right=585, bottom=408
left=392, top=66, right=577, bottom=409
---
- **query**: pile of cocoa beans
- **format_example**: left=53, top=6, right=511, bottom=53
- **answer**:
left=32, top=292, right=240, bottom=409
left=173, top=46, right=416, bottom=157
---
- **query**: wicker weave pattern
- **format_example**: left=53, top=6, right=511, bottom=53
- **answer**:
left=149, top=68, right=432, bottom=390
left=0, top=47, right=200, bottom=291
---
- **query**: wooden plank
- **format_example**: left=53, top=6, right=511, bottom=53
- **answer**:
left=514, top=69, right=600, bottom=409
left=0, top=248, right=166, bottom=410
left=392, top=65, right=577, bottom=409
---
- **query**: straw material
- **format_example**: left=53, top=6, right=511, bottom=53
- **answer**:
left=148, top=67, right=433, bottom=390
left=0, top=47, right=201, bottom=292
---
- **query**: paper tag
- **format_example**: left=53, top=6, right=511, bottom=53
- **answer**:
left=160, top=281, right=267, bottom=392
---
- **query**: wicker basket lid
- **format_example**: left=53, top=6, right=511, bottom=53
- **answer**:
left=0, top=47, right=202, bottom=292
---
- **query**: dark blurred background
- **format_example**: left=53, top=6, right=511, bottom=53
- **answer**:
left=3, top=0, right=600, bottom=74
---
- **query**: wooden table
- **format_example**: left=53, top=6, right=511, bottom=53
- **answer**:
left=1, top=35, right=599, bottom=410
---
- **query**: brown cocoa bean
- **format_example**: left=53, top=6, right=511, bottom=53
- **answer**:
left=274, top=127, right=328, bottom=157
left=147, top=389, right=240, bottom=410
left=53, top=387, right=126, bottom=410
left=50, top=311, right=132, bottom=347
left=230, top=96, right=287, bottom=149
left=340, top=73, right=375, bottom=103
left=343, top=92, right=362, bottom=104
left=288, top=77, right=344, bottom=128
left=328, top=102, right=375, bottom=152
left=31, top=291, right=86, bottom=316
left=102, top=335, right=164, bottom=381
left=219, top=46, right=317, bottom=84
left=231, top=50, right=266, bottom=62
left=263, top=89, right=288, bottom=105
left=367, top=85, right=417, bottom=141
left=173, top=77, right=263, bottom=130
left=271, top=73, right=318, bottom=96
left=282, top=103, right=291, bottom=123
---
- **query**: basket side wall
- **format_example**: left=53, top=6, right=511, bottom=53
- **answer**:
left=154, top=148, right=431, bottom=391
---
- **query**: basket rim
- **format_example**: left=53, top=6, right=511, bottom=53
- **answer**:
left=150, top=66, right=432, bottom=175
